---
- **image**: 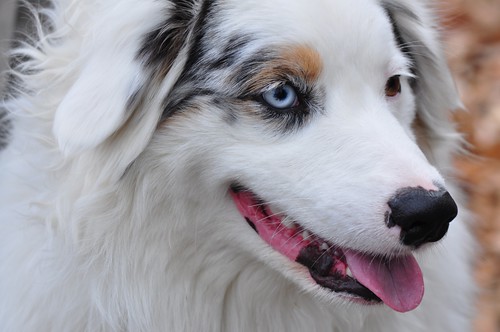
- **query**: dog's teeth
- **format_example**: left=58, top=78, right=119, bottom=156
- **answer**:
left=320, top=243, right=329, bottom=251
left=302, top=230, right=310, bottom=239
left=346, top=267, right=353, bottom=278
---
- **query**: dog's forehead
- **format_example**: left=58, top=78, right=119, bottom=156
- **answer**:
left=218, top=0, right=400, bottom=69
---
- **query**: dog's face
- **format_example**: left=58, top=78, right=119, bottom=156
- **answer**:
left=52, top=0, right=461, bottom=313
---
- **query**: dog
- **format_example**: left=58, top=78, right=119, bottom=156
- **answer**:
left=0, top=0, right=476, bottom=330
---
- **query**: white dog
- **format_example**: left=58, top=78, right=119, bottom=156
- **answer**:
left=0, top=0, right=475, bottom=331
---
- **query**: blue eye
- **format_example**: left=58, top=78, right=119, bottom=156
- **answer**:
left=261, top=84, right=299, bottom=109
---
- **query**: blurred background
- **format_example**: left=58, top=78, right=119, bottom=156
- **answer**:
left=436, top=0, right=500, bottom=331
left=0, top=0, right=499, bottom=330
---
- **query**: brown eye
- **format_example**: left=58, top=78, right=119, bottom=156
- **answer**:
left=385, top=75, right=401, bottom=97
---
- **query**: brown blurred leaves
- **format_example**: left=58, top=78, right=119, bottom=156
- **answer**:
left=438, top=0, right=500, bottom=330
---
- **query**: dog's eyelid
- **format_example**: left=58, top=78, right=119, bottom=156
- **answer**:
left=266, top=76, right=304, bottom=89
left=259, top=79, right=307, bottom=98
left=397, top=71, right=416, bottom=79
left=262, top=81, right=286, bottom=92
left=388, top=67, right=414, bottom=79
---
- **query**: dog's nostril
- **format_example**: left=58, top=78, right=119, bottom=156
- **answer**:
left=387, top=187, right=458, bottom=247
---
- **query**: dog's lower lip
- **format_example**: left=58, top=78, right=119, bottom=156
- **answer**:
left=296, top=242, right=382, bottom=302
left=229, top=185, right=381, bottom=303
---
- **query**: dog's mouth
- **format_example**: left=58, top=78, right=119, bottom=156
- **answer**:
left=229, top=185, right=424, bottom=313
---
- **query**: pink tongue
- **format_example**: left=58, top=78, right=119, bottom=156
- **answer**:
left=344, top=250, right=424, bottom=313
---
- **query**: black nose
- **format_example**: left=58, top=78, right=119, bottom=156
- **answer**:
left=387, top=187, right=458, bottom=247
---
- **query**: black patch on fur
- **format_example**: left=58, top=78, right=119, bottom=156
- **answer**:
left=160, top=87, right=218, bottom=122
left=182, top=0, right=215, bottom=71
left=0, top=109, right=11, bottom=150
left=383, top=5, right=417, bottom=79
left=135, top=1, right=204, bottom=114
left=381, top=2, right=438, bottom=91
left=381, top=2, right=419, bottom=22
left=208, top=35, right=253, bottom=70
left=138, top=0, right=198, bottom=68
left=150, top=0, right=216, bottom=122
left=386, top=11, right=412, bottom=59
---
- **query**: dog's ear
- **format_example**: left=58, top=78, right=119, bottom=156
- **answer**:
left=53, top=51, right=146, bottom=154
left=383, top=1, right=464, bottom=168
left=53, top=1, right=196, bottom=155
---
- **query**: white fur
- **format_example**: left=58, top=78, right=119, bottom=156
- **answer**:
left=0, top=0, right=475, bottom=331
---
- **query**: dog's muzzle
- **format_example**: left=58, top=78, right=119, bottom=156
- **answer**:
left=387, top=187, right=458, bottom=247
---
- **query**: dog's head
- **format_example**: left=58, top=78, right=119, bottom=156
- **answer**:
left=51, top=0, right=462, bottom=312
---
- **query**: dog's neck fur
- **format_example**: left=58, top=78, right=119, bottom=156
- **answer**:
left=12, top=151, right=463, bottom=332
left=31, top=167, right=351, bottom=331
left=22, top=157, right=340, bottom=331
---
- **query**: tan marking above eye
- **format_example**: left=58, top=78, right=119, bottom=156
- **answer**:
left=247, top=45, right=323, bottom=92
left=281, top=45, right=323, bottom=83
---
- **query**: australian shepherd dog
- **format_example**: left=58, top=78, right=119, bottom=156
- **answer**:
left=0, top=0, right=475, bottom=330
